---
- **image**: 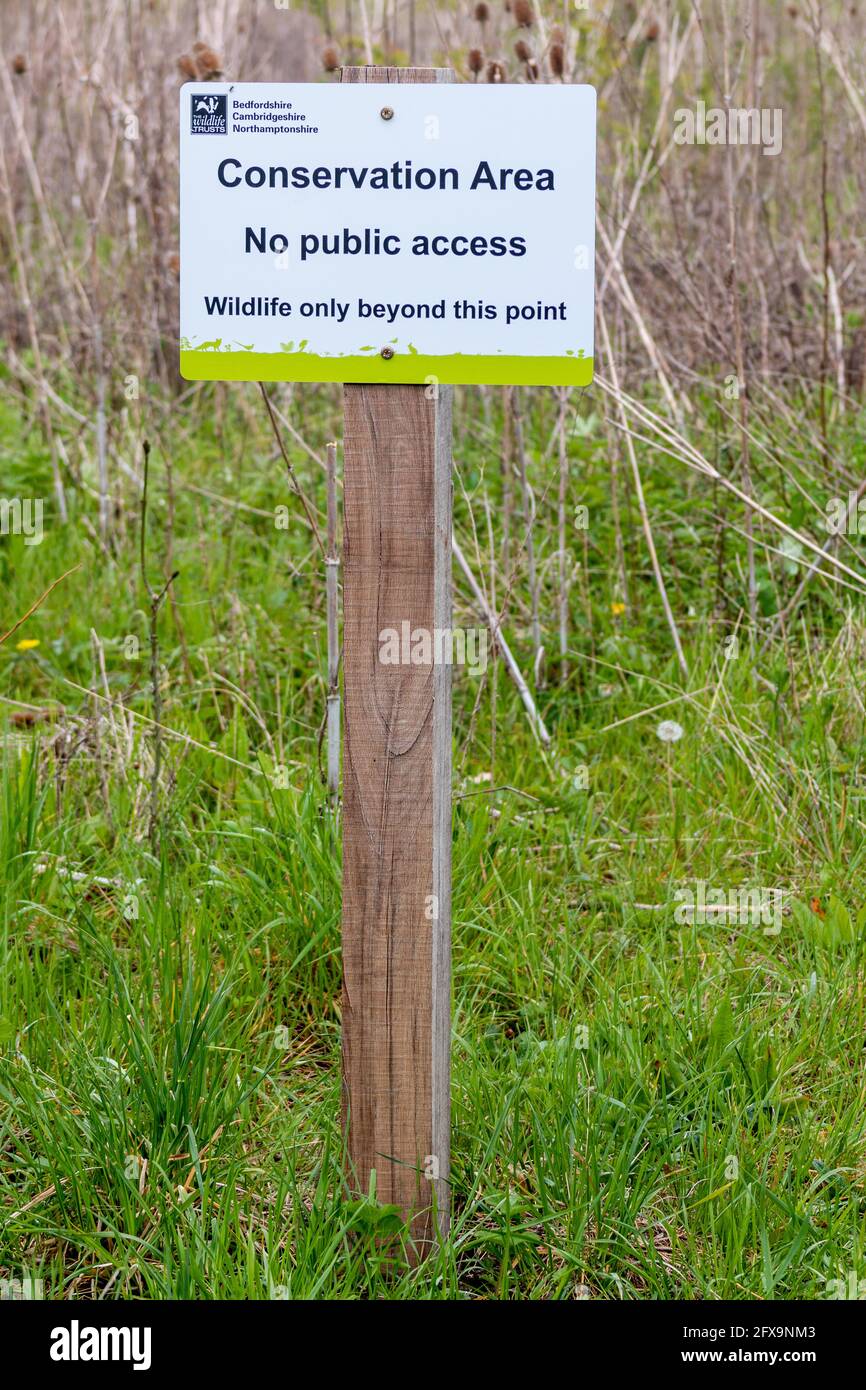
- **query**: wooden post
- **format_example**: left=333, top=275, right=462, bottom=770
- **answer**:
left=340, top=64, right=453, bottom=1252
left=325, top=441, right=340, bottom=803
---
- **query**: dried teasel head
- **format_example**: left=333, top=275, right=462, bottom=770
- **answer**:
left=468, top=47, right=484, bottom=75
left=322, top=45, right=340, bottom=71
left=12, top=54, right=27, bottom=75
left=194, top=45, right=223, bottom=79
left=514, top=38, right=532, bottom=62
left=10, top=708, right=53, bottom=727
left=473, top=1, right=490, bottom=20
left=549, top=41, right=564, bottom=77
left=513, top=0, right=534, bottom=27
left=177, top=53, right=197, bottom=80
left=645, top=19, right=660, bottom=41
left=486, top=59, right=506, bottom=82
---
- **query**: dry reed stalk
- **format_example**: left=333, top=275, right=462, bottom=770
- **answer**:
left=511, top=388, right=544, bottom=687
left=598, top=305, right=689, bottom=680
left=721, top=0, right=757, bottom=634
left=139, top=441, right=179, bottom=855
left=501, top=385, right=513, bottom=573
left=597, top=219, right=684, bottom=430
left=0, top=129, right=68, bottom=521
left=93, top=320, right=109, bottom=543
left=484, top=493, right=498, bottom=781
left=597, top=8, right=696, bottom=300
left=453, top=536, right=550, bottom=746
left=357, top=0, right=374, bottom=63
left=556, top=387, right=570, bottom=682
left=596, top=376, right=866, bottom=595
left=760, top=476, right=866, bottom=652
left=259, top=384, right=326, bottom=558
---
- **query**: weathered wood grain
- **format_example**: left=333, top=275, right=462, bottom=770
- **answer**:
left=340, top=65, right=453, bottom=1252
left=326, top=441, right=340, bottom=802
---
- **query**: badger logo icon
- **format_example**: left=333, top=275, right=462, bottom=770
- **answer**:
left=191, top=92, right=227, bottom=134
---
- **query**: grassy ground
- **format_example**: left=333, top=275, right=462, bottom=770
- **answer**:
left=2, top=381, right=865, bottom=1300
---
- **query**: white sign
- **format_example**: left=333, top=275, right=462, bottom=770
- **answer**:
left=179, top=83, right=596, bottom=386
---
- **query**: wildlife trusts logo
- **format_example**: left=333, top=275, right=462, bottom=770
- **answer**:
left=191, top=92, right=227, bottom=134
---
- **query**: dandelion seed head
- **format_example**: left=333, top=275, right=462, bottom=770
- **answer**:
left=656, top=720, right=684, bottom=744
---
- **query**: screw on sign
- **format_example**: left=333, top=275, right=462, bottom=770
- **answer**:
left=178, top=67, right=597, bottom=1256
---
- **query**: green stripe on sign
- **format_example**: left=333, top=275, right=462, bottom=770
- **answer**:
left=180, top=350, right=594, bottom=387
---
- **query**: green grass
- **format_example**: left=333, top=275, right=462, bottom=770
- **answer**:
left=2, top=381, right=866, bottom=1299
